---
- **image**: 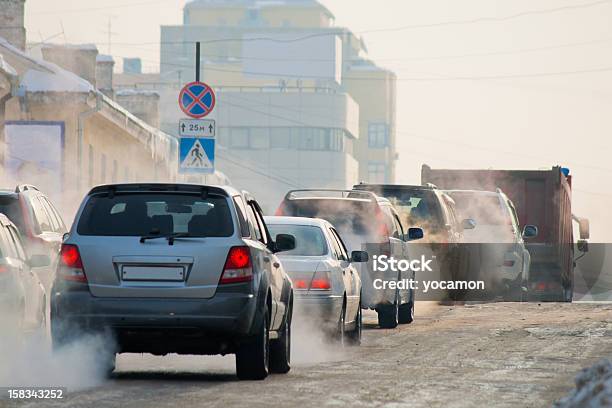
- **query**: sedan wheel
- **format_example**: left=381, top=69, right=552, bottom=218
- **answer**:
left=270, top=301, right=291, bottom=374
left=346, top=298, right=362, bottom=346
left=337, top=302, right=346, bottom=346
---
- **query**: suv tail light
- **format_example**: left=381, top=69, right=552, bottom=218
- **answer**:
left=374, top=206, right=390, bottom=240
left=309, top=270, right=331, bottom=290
left=274, top=204, right=286, bottom=216
left=59, top=244, right=87, bottom=283
left=220, top=246, right=253, bottom=284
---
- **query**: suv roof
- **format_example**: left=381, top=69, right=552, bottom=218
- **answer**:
left=354, top=183, right=438, bottom=191
left=88, top=183, right=240, bottom=197
left=283, top=189, right=390, bottom=205
left=264, top=215, right=332, bottom=228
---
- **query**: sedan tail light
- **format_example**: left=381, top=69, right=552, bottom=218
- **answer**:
left=309, top=270, right=331, bottom=290
left=58, top=244, right=88, bottom=283
left=220, top=246, right=253, bottom=284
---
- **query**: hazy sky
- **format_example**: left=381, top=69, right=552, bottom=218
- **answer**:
left=24, top=0, right=612, bottom=240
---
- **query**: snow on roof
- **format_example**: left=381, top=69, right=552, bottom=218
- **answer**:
left=0, top=53, right=17, bottom=78
left=115, top=88, right=160, bottom=97
left=96, top=54, right=114, bottom=63
left=41, top=43, right=98, bottom=52
left=21, top=66, right=94, bottom=93
left=103, top=93, right=178, bottom=162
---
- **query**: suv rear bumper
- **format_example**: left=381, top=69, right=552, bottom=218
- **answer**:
left=51, top=289, right=262, bottom=354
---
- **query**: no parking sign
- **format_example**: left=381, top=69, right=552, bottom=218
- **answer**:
left=178, top=81, right=216, bottom=119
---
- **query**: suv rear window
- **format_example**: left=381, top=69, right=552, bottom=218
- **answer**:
left=77, top=193, right=234, bottom=237
left=448, top=193, right=509, bottom=226
left=285, top=199, right=374, bottom=236
left=0, top=197, right=25, bottom=234
left=379, top=190, right=445, bottom=230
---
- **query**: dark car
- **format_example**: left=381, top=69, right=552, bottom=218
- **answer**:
left=354, top=183, right=474, bottom=299
left=275, top=189, right=423, bottom=329
left=51, top=184, right=296, bottom=380
left=0, top=185, right=67, bottom=290
left=0, top=214, right=50, bottom=334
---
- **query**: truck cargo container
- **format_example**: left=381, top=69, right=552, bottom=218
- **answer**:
left=421, top=164, right=587, bottom=301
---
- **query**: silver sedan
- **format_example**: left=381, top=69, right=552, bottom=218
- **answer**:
left=265, top=216, right=367, bottom=345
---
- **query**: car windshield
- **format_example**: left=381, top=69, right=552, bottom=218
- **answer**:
left=267, top=224, right=328, bottom=256
left=77, top=193, right=234, bottom=237
left=448, top=193, right=509, bottom=226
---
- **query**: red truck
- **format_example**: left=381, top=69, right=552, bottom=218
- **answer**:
left=421, top=165, right=589, bottom=302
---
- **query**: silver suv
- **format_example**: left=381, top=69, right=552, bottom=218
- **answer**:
left=51, top=184, right=296, bottom=380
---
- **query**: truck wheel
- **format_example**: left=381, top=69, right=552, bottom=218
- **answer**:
left=346, top=298, right=362, bottom=346
left=236, top=305, right=270, bottom=380
left=101, top=351, right=116, bottom=378
left=270, top=301, right=291, bottom=374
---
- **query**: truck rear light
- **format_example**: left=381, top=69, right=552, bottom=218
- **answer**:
left=220, top=246, right=253, bottom=284
left=59, top=244, right=87, bottom=283
left=310, top=270, right=331, bottom=290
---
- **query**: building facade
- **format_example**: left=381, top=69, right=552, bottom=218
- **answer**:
left=120, top=0, right=397, bottom=210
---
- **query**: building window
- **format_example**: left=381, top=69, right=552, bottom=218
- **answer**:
left=250, top=128, right=270, bottom=149
left=270, top=128, right=292, bottom=149
left=368, top=122, right=389, bottom=148
left=368, top=162, right=388, bottom=183
left=230, top=128, right=249, bottom=148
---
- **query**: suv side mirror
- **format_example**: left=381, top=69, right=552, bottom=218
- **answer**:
left=274, top=233, right=296, bottom=253
left=350, top=250, right=369, bottom=263
left=522, top=225, right=538, bottom=239
left=405, top=227, right=424, bottom=242
left=461, top=219, right=476, bottom=231
left=577, top=239, right=589, bottom=253
left=29, top=254, right=51, bottom=268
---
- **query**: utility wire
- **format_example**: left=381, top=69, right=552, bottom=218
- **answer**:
left=99, top=0, right=612, bottom=47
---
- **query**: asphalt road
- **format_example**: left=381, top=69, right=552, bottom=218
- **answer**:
left=8, top=301, right=612, bottom=408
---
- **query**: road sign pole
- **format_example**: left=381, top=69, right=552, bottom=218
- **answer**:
left=196, top=42, right=201, bottom=82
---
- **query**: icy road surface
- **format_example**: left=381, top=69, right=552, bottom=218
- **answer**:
left=14, top=302, right=612, bottom=408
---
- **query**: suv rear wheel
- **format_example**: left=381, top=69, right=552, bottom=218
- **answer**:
left=377, top=289, right=399, bottom=329
left=236, top=304, right=270, bottom=380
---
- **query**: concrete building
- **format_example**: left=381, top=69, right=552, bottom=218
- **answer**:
left=0, top=0, right=180, bottom=215
left=0, top=0, right=26, bottom=51
left=115, top=0, right=396, bottom=210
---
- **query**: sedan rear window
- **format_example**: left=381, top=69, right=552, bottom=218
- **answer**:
left=77, top=193, right=234, bottom=237
left=267, top=224, right=328, bottom=256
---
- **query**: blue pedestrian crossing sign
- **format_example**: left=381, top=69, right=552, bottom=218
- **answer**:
left=179, top=137, right=215, bottom=174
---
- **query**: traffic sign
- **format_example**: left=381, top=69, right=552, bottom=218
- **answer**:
left=179, top=137, right=215, bottom=174
left=178, top=81, right=216, bottom=119
left=179, top=119, right=215, bottom=138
